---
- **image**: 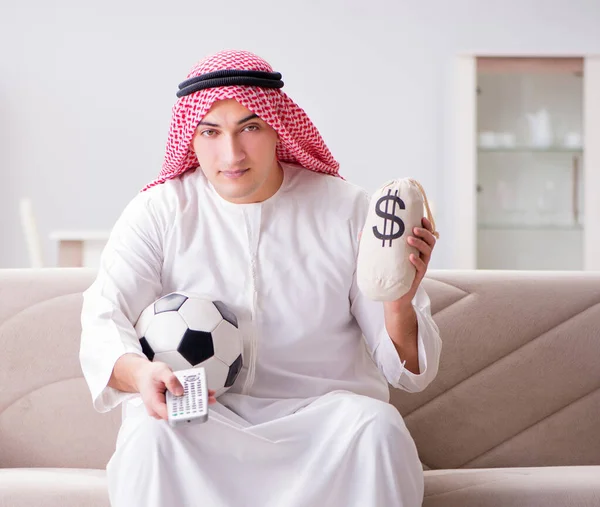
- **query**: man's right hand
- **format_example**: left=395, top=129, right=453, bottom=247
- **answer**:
left=133, top=361, right=217, bottom=421
left=109, top=354, right=217, bottom=421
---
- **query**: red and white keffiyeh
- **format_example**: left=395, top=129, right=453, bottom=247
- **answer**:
left=143, top=50, right=340, bottom=191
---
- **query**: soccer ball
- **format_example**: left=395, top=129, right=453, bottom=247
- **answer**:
left=134, top=292, right=243, bottom=397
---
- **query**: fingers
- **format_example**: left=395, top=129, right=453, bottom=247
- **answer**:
left=407, top=235, right=432, bottom=261
left=147, top=388, right=215, bottom=420
left=144, top=369, right=218, bottom=420
left=410, top=220, right=435, bottom=269
left=409, top=252, right=427, bottom=273
left=164, top=372, right=184, bottom=396
left=208, top=389, right=217, bottom=405
left=146, top=389, right=168, bottom=420
left=155, top=395, right=168, bottom=420
left=143, top=367, right=177, bottom=421
left=412, top=225, right=437, bottom=249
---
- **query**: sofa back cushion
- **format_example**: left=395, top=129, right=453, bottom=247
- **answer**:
left=0, top=269, right=119, bottom=469
left=0, top=268, right=598, bottom=469
left=392, top=270, right=600, bottom=470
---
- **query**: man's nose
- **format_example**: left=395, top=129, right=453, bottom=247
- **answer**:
left=223, top=135, right=246, bottom=167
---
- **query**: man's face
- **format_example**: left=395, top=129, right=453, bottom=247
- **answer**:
left=191, top=99, right=281, bottom=204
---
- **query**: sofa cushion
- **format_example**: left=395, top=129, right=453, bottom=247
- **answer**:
left=0, top=269, right=122, bottom=469
left=0, top=468, right=109, bottom=507
left=399, top=272, right=600, bottom=469
left=3, top=465, right=599, bottom=507
left=423, top=466, right=600, bottom=507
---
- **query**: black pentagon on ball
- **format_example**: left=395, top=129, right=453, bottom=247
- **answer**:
left=224, top=354, right=243, bottom=388
left=154, top=293, right=188, bottom=314
left=177, top=329, right=215, bottom=365
left=139, top=337, right=155, bottom=361
left=213, top=300, right=238, bottom=328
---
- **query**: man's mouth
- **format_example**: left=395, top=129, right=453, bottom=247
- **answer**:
left=221, top=169, right=249, bottom=179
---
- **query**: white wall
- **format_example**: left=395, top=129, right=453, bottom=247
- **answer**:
left=1, top=0, right=600, bottom=269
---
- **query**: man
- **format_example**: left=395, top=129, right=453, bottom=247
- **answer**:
left=80, top=49, right=441, bottom=507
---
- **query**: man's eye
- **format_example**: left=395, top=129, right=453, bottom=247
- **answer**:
left=201, top=130, right=216, bottom=137
left=243, top=125, right=259, bottom=132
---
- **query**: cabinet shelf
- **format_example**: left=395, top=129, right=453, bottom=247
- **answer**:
left=478, top=146, right=583, bottom=154
left=478, top=223, right=583, bottom=231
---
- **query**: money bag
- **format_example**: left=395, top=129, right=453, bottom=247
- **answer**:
left=357, top=178, right=439, bottom=301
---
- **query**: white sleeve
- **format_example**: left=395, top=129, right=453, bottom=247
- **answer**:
left=79, top=192, right=165, bottom=413
left=350, top=275, right=442, bottom=393
left=347, top=186, right=442, bottom=392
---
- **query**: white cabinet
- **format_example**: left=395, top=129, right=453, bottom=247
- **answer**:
left=451, top=56, right=600, bottom=270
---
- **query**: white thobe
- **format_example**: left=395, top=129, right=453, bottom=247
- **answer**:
left=79, top=162, right=442, bottom=507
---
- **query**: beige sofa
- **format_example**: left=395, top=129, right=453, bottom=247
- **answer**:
left=0, top=268, right=599, bottom=507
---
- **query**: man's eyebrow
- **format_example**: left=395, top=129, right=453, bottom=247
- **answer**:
left=198, top=113, right=259, bottom=127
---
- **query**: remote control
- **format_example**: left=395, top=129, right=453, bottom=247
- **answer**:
left=166, top=367, right=209, bottom=427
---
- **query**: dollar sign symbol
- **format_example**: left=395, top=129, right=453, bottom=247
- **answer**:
left=373, top=189, right=405, bottom=247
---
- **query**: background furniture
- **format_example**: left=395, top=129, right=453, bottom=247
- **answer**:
left=49, top=231, right=110, bottom=268
left=18, top=198, right=44, bottom=269
left=452, top=55, right=600, bottom=271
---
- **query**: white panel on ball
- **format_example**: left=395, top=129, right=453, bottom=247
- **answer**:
left=144, top=312, right=188, bottom=353
left=212, top=320, right=243, bottom=365
left=178, top=299, right=222, bottom=332
left=153, top=350, right=193, bottom=372
left=201, top=358, right=230, bottom=395
left=134, top=304, right=155, bottom=338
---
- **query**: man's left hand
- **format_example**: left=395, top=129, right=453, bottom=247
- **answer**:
left=384, top=216, right=437, bottom=313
